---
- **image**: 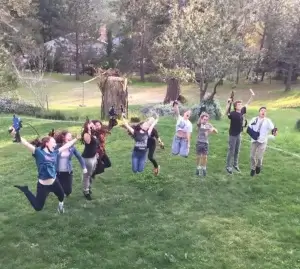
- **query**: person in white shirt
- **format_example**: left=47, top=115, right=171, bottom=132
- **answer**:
left=248, top=107, right=278, bottom=176
left=172, top=101, right=193, bottom=157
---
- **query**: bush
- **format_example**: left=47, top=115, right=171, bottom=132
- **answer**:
left=35, top=110, right=79, bottom=121
left=140, top=102, right=189, bottom=118
left=190, top=99, right=223, bottom=121
left=130, top=117, right=141, bottom=123
left=140, top=98, right=223, bottom=121
left=295, top=119, right=300, bottom=131
left=0, top=97, right=42, bottom=115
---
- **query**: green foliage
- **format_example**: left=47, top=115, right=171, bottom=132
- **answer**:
left=0, top=97, right=42, bottom=115
left=190, top=99, right=223, bottom=121
left=130, top=116, right=141, bottom=123
left=0, top=50, right=18, bottom=93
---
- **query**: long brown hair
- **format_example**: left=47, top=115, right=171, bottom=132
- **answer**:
left=30, top=136, right=51, bottom=148
left=81, top=120, right=92, bottom=144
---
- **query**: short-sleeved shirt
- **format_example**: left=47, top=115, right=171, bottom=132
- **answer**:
left=176, top=116, right=193, bottom=133
left=32, top=147, right=59, bottom=180
left=133, top=130, right=149, bottom=152
left=249, top=117, right=274, bottom=143
left=197, top=123, right=213, bottom=144
left=228, top=107, right=246, bottom=136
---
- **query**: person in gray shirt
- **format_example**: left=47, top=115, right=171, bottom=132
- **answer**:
left=196, top=112, right=218, bottom=177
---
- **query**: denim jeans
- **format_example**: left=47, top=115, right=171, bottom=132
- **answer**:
left=132, top=149, right=147, bottom=173
left=172, top=135, right=189, bottom=157
left=226, top=134, right=241, bottom=168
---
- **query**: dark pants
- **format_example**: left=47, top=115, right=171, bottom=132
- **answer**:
left=57, top=172, right=73, bottom=196
left=132, top=150, right=147, bottom=173
left=21, top=180, right=64, bottom=211
left=148, top=140, right=158, bottom=168
left=92, top=153, right=112, bottom=177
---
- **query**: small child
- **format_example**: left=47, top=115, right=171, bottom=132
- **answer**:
left=196, top=112, right=218, bottom=176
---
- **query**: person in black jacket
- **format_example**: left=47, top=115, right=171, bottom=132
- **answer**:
left=147, top=128, right=164, bottom=176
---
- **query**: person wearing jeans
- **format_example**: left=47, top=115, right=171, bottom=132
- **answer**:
left=225, top=92, right=254, bottom=174
left=171, top=101, right=193, bottom=157
left=54, top=130, right=87, bottom=197
left=123, top=116, right=159, bottom=173
left=248, top=107, right=277, bottom=176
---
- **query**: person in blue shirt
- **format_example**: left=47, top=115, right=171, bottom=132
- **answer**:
left=52, top=130, right=87, bottom=197
left=12, top=115, right=22, bottom=142
left=10, top=129, right=79, bottom=213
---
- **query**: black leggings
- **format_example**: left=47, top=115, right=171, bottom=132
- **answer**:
left=93, top=153, right=112, bottom=177
left=148, top=141, right=158, bottom=168
left=57, top=172, right=73, bottom=196
left=21, top=180, right=64, bottom=211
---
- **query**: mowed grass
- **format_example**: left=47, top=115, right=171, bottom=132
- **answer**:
left=1, top=107, right=300, bottom=269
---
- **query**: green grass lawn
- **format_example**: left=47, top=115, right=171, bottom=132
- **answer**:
left=1, top=107, right=300, bottom=269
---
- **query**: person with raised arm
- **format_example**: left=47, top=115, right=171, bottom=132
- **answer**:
left=123, top=115, right=159, bottom=173
left=10, top=129, right=80, bottom=213
left=196, top=112, right=218, bottom=177
left=225, top=89, right=255, bottom=174
left=171, top=101, right=193, bottom=157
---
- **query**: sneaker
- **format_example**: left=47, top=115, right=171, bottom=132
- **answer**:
left=84, top=193, right=92, bottom=200
left=250, top=169, right=255, bottom=177
left=89, top=189, right=92, bottom=194
left=255, top=166, right=261, bottom=174
left=196, top=168, right=201, bottom=176
left=202, top=169, right=207, bottom=177
left=154, top=165, right=161, bottom=176
left=57, top=203, right=65, bottom=214
left=226, top=167, right=233, bottom=174
left=14, top=185, right=29, bottom=192
left=233, top=166, right=241, bottom=172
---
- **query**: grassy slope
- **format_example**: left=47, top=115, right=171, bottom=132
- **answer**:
left=1, top=107, right=300, bottom=269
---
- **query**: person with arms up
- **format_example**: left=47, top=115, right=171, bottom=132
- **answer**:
left=225, top=90, right=254, bottom=174
left=172, top=101, right=193, bottom=157
left=10, top=129, right=80, bottom=213
left=196, top=112, right=218, bottom=177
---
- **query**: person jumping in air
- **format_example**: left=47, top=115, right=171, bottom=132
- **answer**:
left=81, top=120, right=99, bottom=200
left=10, top=129, right=79, bottom=213
left=247, top=107, right=278, bottom=176
left=147, top=127, right=164, bottom=176
left=225, top=90, right=254, bottom=174
left=172, top=101, right=193, bottom=157
left=91, top=120, right=112, bottom=179
left=196, top=112, right=218, bottom=177
left=123, top=115, right=159, bottom=173
left=52, top=130, right=87, bottom=197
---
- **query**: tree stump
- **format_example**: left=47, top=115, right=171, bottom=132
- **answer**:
left=98, top=75, right=128, bottom=119
left=163, top=78, right=180, bottom=104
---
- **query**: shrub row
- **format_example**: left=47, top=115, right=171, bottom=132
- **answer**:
left=140, top=99, right=223, bottom=121
left=0, top=97, right=79, bottom=121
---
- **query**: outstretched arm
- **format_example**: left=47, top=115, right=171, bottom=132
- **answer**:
left=173, top=103, right=180, bottom=119
left=20, top=137, right=36, bottom=153
left=73, top=147, right=87, bottom=169
left=148, top=119, right=159, bottom=136
left=122, top=117, right=134, bottom=134
left=245, top=89, right=255, bottom=107
left=58, top=138, right=78, bottom=153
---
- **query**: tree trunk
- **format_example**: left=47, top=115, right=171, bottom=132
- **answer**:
left=285, top=64, right=293, bottom=92
left=163, top=78, right=180, bottom=104
left=75, top=30, right=80, bottom=81
left=99, top=76, right=128, bottom=119
left=246, top=67, right=251, bottom=79
left=235, top=55, right=241, bottom=85
left=261, top=71, right=265, bottom=82
left=200, top=81, right=208, bottom=101
left=139, top=21, right=146, bottom=82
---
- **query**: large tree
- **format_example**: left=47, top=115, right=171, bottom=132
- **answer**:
left=154, top=0, right=258, bottom=102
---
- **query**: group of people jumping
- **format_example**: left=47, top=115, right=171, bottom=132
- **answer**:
left=9, top=91, right=278, bottom=213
